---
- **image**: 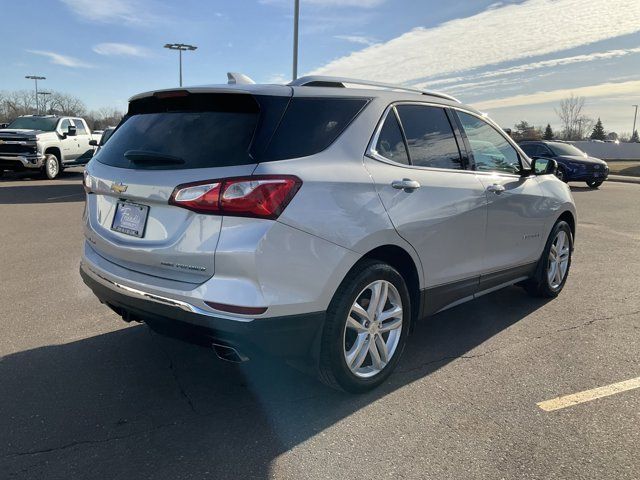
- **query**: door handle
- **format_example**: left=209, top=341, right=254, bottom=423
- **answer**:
left=486, top=183, right=505, bottom=194
left=392, top=179, right=421, bottom=191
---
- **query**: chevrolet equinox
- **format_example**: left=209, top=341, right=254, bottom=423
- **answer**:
left=80, top=75, right=576, bottom=392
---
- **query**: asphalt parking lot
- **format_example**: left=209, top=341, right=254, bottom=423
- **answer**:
left=1, top=169, right=638, bottom=479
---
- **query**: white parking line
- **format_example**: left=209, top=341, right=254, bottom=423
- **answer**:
left=537, top=376, right=640, bottom=412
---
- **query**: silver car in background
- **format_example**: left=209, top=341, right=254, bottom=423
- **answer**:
left=80, top=76, right=576, bottom=392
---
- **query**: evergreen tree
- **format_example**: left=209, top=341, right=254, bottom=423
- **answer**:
left=543, top=124, right=554, bottom=140
left=590, top=118, right=606, bottom=140
left=631, top=130, right=640, bottom=143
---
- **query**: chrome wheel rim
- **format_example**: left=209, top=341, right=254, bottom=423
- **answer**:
left=343, top=280, right=403, bottom=378
left=47, top=156, right=58, bottom=177
left=556, top=170, right=564, bottom=181
left=547, top=230, right=570, bottom=289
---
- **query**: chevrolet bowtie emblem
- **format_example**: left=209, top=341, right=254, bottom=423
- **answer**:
left=111, top=182, right=128, bottom=194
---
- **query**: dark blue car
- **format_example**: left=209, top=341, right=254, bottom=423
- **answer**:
left=519, top=141, right=609, bottom=188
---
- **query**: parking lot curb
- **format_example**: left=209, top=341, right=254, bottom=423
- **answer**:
left=607, top=175, right=640, bottom=185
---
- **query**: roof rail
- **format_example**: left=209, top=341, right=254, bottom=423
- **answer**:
left=288, top=76, right=460, bottom=103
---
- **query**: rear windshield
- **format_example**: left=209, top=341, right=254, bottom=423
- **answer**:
left=96, top=93, right=260, bottom=170
left=95, top=93, right=368, bottom=169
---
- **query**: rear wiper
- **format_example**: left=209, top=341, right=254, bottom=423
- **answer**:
left=124, top=150, right=185, bottom=165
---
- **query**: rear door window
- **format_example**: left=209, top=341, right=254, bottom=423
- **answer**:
left=96, top=93, right=260, bottom=170
left=395, top=105, right=463, bottom=169
left=73, top=119, right=87, bottom=135
left=520, top=143, right=539, bottom=156
left=263, top=97, right=369, bottom=161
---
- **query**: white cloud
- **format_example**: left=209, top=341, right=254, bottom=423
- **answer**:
left=93, top=43, right=153, bottom=58
left=60, top=0, right=160, bottom=26
left=471, top=80, right=640, bottom=110
left=309, top=0, right=640, bottom=83
left=420, top=47, right=640, bottom=89
left=26, top=50, right=93, bottom=68
left=335, top=35, right=377, bottom=46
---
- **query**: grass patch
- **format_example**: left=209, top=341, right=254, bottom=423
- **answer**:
left=607, top=161, right=640, bottom=177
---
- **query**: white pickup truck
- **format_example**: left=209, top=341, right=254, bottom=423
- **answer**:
left=0, top=115, right=99, bottom=179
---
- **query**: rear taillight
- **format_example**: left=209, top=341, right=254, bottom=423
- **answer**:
left=169, top=175, right=302, bottom=219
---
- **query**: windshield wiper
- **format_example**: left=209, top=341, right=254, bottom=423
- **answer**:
left=124, top=150, right=185, bottom=165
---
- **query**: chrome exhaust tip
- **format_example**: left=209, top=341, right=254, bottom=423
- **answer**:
left=212, top=343, right=249, bottom=363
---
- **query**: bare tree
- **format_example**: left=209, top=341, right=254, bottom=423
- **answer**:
left=1, top=89, right=120, bottom=129
left=555, top=95, right=589, bottom=140
left=85, top=107, right=124, bottom=130
left=576, top=115, right=594, bottom=140
left=49, top=92, right=87, bottom=116
left=0, top=90, right=36, bottom=122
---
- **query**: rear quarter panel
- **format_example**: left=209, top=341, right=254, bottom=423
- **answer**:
left=253, top=96, right=426, bottom=290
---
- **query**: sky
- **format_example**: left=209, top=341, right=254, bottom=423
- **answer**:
left=1, top=0, right=639, bottom=134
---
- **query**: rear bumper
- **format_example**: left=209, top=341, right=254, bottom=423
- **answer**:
left=0, top=154, right=45, bottom=170
left=80, top=262, right=325, bottom=360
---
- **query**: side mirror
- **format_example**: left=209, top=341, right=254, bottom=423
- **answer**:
left=67, top=125, right=77, bottom=136
left=532, top=157, right=557, bottom=176
left=89, top=139, right=98, bottom=146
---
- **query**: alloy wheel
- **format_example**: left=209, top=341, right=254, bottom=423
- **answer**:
left=343, top=280, right=403, bottom=378
left=46, top=156, right=59, bottom=178
left=547, top=230, right=570, bottom=289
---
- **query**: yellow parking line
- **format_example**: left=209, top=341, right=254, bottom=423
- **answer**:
left=537, top=376, right=640, bottom=412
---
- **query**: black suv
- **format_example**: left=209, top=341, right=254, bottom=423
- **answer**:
left=519, top=141, right=609, bottom=188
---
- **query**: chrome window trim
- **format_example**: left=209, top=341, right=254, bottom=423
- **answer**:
left=366, top=101, right=472, bottom=174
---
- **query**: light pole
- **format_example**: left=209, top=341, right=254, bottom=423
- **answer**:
left=632, top=105, right=638, bottom=141
left=163, top=43, right=197, bottom=87
left=38, top=91, right=51, bottom=114
left=25, top=75, right=46, bottom=114
left=292, top=0, right=300, bottom=80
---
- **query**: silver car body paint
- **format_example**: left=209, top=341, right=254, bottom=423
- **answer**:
left=81, top=82, right=576, bottom=326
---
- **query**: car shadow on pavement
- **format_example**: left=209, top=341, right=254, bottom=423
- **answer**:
left=569, top=185, right=600, bottom=192
left=1, top=286, right=549, bottom=479
left=0, top=169, right=84, bottom=182
left=0, top=182, right=85, bottom=204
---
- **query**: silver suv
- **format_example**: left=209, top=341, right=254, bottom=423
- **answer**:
left=80, top=76, right=576, bottom=392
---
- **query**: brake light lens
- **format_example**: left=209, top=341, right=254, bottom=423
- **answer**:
left=169, top=175, right=302, bottom=219
left=154, top=90, right=190, bottom=99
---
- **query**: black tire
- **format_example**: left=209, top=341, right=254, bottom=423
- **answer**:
left=318, top=260, right=411, bottom=393
left=555, top=167, right=567, bottom=183
left=586, top=179, right=603, bottom=188
left=523, top=220, right=573, bottom=298
left=43, top=153, right=61, bottom=180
